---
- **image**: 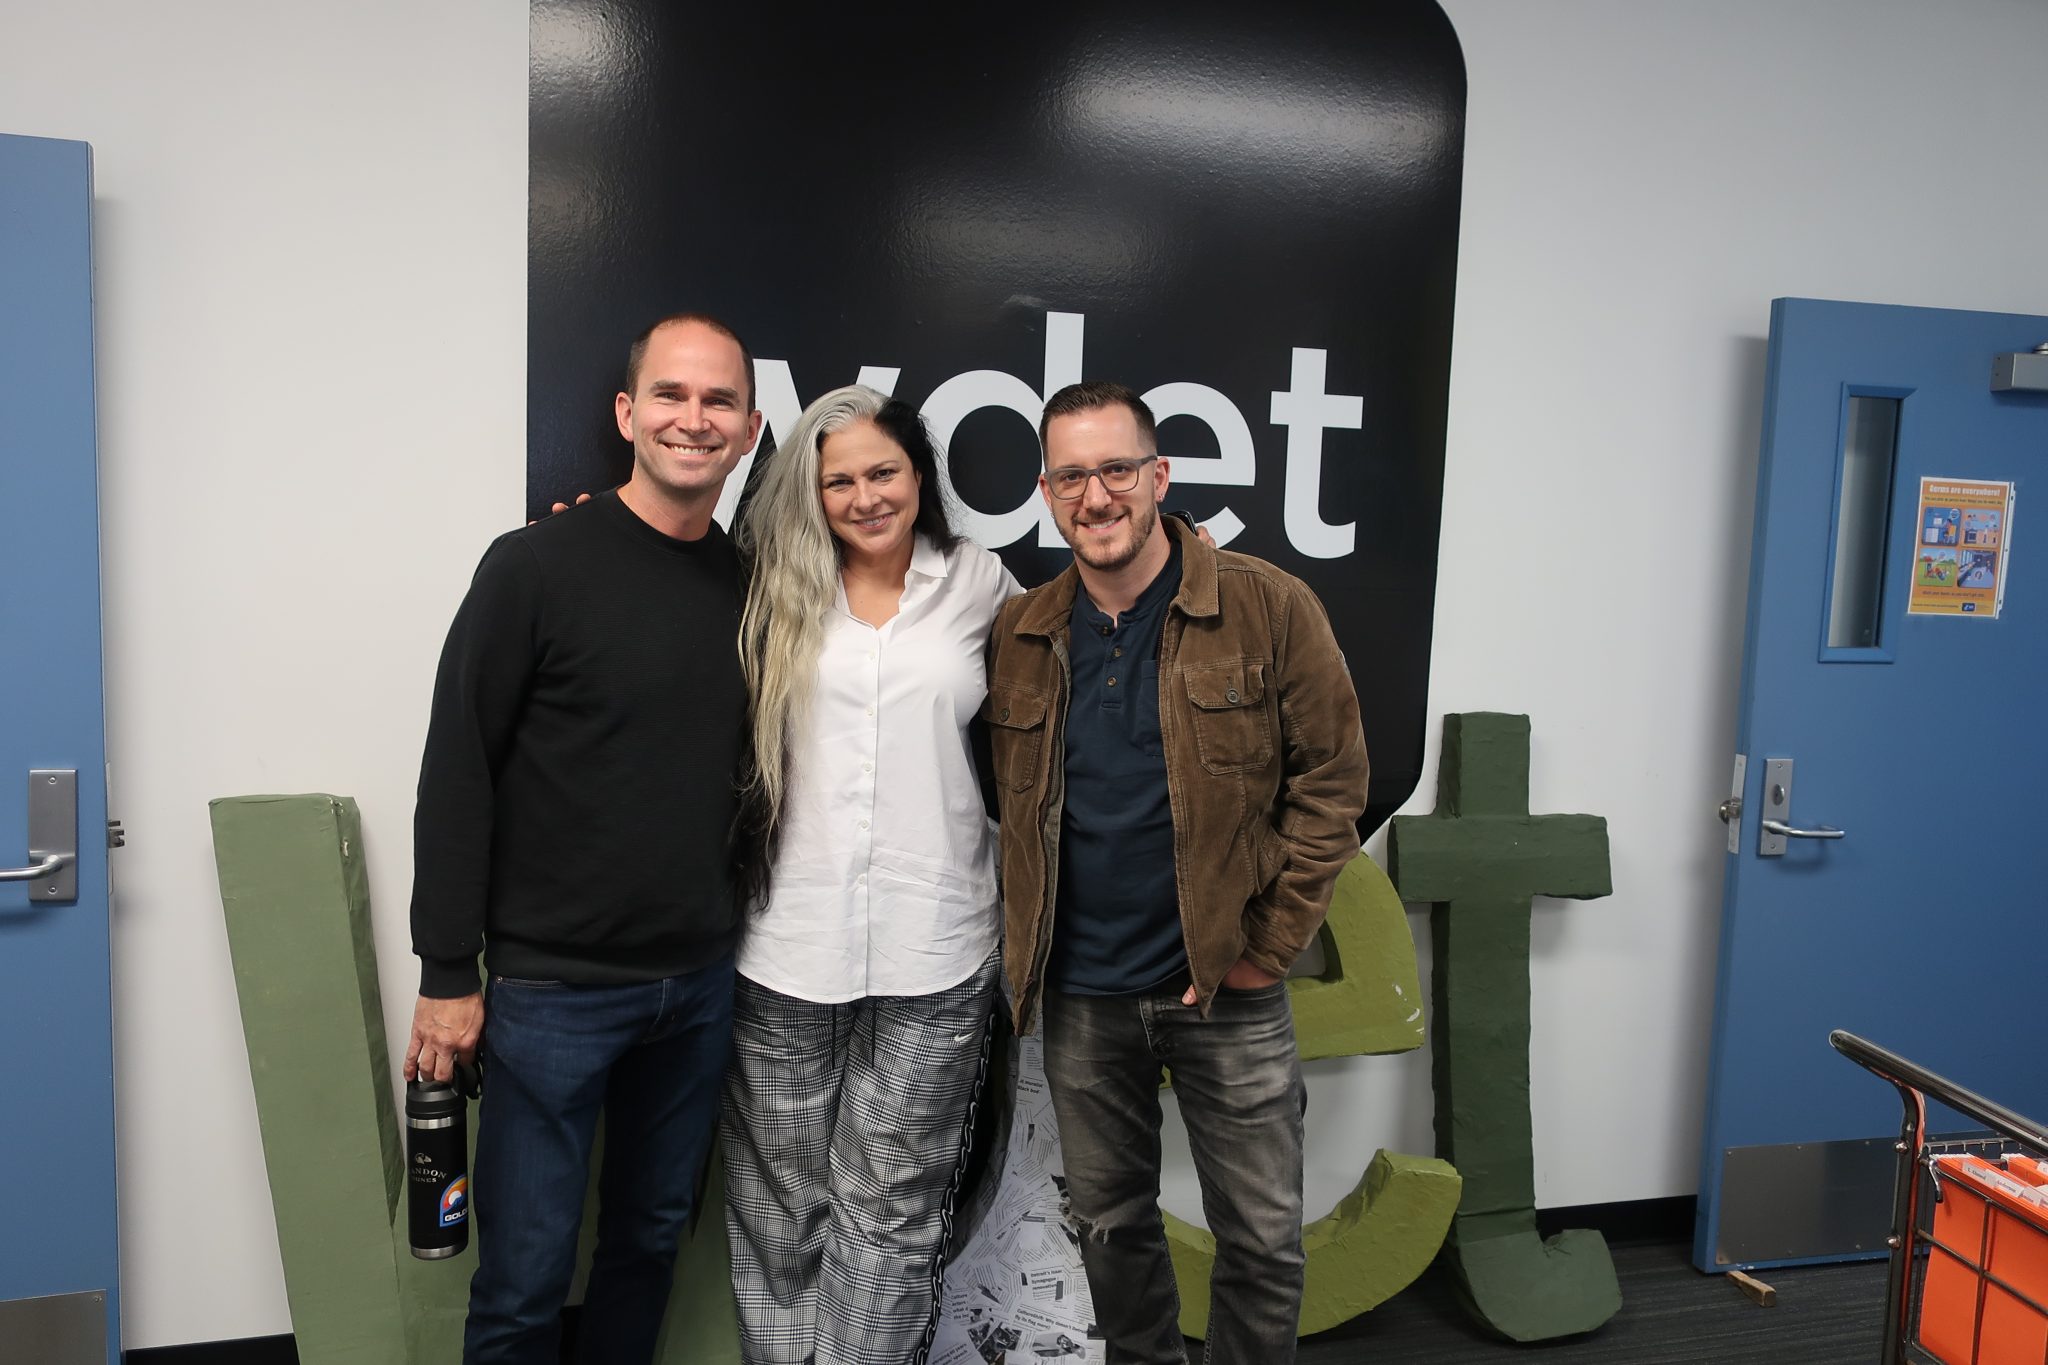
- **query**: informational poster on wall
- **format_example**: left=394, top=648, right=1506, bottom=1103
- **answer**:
left=1908, top=477, right=2014, bottom=617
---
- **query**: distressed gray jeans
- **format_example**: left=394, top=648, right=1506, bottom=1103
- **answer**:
left=1040, top=982, right=1306, bottom=1365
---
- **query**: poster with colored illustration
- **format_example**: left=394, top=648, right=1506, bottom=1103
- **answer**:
left=1909, top=477, right=2014, bottom=617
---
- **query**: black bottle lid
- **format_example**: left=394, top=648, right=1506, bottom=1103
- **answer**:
left=407, top=1060, right=482, bottom=1119
left=407, top=1077, right=464, bottom=1120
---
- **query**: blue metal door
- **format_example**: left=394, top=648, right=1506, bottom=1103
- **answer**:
left=0, top=134, right=118, bottom=1361
left=1695, top=298, right=2048, bottom=1273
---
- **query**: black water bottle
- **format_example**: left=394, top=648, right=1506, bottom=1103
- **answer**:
left=407, top=1062, right=479, bottom=1259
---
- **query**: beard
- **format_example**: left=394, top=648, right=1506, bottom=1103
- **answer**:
left=1063, top=497, right=1159, bottom=572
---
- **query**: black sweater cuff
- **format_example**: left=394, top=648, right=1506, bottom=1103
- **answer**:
left=418, top=956, right=481, bottom=999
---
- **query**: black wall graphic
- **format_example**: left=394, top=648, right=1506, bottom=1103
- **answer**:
left=529, top=1, right=1465, bottom=830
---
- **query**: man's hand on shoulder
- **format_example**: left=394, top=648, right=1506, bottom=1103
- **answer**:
left=527, top=492, right=594, bottom=525
left=407, top=992, right=485, bottom=1082
left=1166, top=509, right=1219, bottom=548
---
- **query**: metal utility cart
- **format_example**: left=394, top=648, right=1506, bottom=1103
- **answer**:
left=1833, top=1030, right=2048, bottom=1365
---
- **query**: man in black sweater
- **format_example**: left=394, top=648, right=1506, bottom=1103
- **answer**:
left=406, top=314, right=763, bottom=1364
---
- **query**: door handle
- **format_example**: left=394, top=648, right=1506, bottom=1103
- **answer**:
left=7, top=769, right=78, bottom=902
left=1757, top=758, right=1845, bottom=857
left=0, top=852, right=75, bottom=881
left=1759, top=819, right=1846, bottom=840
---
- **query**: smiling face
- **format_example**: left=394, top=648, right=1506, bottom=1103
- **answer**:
left=1040, top=404, right=1171, bottom=575
left=819, top=418, right=922, bottom=567
left=613, top=320, right=762, bottom=507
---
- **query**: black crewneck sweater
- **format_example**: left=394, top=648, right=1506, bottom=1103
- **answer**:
left=410, top=490, right=747, bottom=997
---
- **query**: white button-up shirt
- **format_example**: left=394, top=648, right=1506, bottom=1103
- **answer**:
left=738, top=535, right=1021, bottom=1002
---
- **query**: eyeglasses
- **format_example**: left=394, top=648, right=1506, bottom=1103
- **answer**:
left=1044, top=454, right=1158, bottom=499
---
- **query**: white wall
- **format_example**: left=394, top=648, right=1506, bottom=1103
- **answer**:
left=1189, top=0, right=2048, bottom=1233
left=4, top=0, right=2048, bottom=1348
left=1418, top=0, right=2048, bottom=1213
left=0, top=2, right=528, bottom=1347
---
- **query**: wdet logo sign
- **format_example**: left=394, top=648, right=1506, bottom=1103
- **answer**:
left=528, top=2, right=1465, bottom=829
left=717, top=312, right=1367, bottom=562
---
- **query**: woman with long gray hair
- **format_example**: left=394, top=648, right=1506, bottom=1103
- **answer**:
left=724, top=384, right=1018, bottom=1365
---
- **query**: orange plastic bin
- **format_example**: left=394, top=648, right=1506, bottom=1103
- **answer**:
left=1920, top=1154, right=2048, bottom=1365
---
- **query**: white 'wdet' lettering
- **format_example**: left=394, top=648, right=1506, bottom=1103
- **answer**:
left=921, top=311, right=1084, bottom=548
left=731, top=314, right=1365, bottom=559
left=1269, top=348, right=1362, bottom=559
left=1142, top=380, right=1255, bottom=548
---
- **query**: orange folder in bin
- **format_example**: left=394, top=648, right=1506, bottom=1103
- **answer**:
left=1921, top=1154, right=2048, bottom=1365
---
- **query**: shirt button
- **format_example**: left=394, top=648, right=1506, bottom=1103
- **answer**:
left=1112, top=646, right=1122, bottom=658
left=866, top=706, right=875, bottom=716
left=1226, top=688, right=1239, bottom=703
left=858, top=818, right=869, bottom=830
left=1107, top=676, right=1118, bottom=687
left=1098, top=624, right=1111, bottom=636
left=862, top=761, right=873, bottom=773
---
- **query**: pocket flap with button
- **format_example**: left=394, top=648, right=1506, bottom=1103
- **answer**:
left=982, top=688, right=1049, bottom=729
left=981, top=687, right=1050, bottom=792
left=1183, top=662, right=1266, bottom=710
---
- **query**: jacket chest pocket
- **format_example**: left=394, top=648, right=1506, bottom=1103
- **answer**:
left=1182, top=661, right=1273, bottom=774
left=981, top=687, right=1051, bottom=791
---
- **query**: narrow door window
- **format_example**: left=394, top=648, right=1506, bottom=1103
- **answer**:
left=1824, top=393, right=1902, bottom=653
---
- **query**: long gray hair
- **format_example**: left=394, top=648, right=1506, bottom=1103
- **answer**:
left=732, top=384, right=891, bottom=844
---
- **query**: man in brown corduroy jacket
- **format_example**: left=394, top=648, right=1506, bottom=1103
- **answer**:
left=983, top=380, right=1369, bottom=1365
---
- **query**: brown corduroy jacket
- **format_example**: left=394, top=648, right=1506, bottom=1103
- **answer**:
left=983, top=517, right=1369, bottom=1034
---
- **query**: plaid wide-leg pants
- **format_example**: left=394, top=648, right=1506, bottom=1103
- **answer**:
left=722, top=952, right=998, bottom=1365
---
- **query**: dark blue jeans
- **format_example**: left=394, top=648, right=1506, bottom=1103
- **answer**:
left=464, top=955, right=736, bottom=1365
left=1040, top=983, right=1307, bottom=1365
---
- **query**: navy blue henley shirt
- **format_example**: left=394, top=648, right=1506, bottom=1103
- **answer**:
left=1049, top=541, right=1188, bottom=995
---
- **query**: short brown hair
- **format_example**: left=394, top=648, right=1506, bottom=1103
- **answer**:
left=1038, top=380, right=1157, bottom=459
left=624, top=312, right=757, bottom=411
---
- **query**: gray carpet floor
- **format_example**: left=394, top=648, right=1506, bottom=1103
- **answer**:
left=126, top=1238, right=1910, bottom=1363
left=1294, top=1242, right=1895, bottom=1364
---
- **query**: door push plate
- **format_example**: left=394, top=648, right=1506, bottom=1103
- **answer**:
left=29, top=769, right=78, bottom=902
left=1758, top=758, right=1793, bottom=857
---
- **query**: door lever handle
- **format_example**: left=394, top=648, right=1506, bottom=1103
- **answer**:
left=1757, top=759, right=1845, bottom=857
left=0, top=852, right=76, bottom=881
left=1760, top=819, right=1845, bottom=840
left=9, top=769, right=79, bottom=901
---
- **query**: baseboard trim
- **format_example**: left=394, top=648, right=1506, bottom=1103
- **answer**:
left=126, top=1334, right=297, bottom=1364
left=1540, top=1193, right=1696, bottom=1245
